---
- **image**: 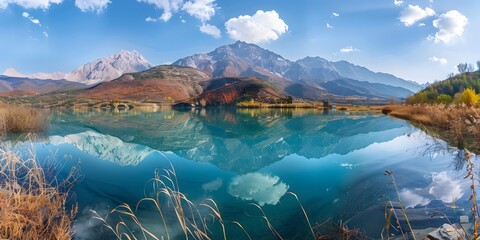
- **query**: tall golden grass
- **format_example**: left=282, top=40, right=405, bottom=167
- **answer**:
left=0, top=145, right=78, bottom=240
left=384, top=104, right=480, bottom=151
left=0, top=104, right=46, bottom=134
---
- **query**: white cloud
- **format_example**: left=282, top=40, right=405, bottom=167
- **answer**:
left=181, top=19, right=186, bottom=23
left=340, top=46, right=360, bottom=53
left=145, top=16, right=159, bottom=22
left=22, top=11, right=41, bottom=26
left=431, top=10, right=468, bottom=44
left=182, top=0, right=216, bottom=22
left=326, top=23, right=333, bottom=29
left=418, top=23, right=426, bottom=27
left=0, top=0, right=63, bottom=9
left=399, top=4, right=435, bottom=27
left=394, top=0, right=403, bottom=7
left=75, top=0, right=111, bottom=13
left=137, top=0, right=184, bottom=22
left=43, top=31, right=48, bottom=37
left=200, top=23, right=221, bottom=38
left=225, top=10, right=288, bottom=44
left=429, top=56, right=448, bottom=65
left=332, top=12, right=339, bottom=17
left=228, top=173, right=289, bottom=206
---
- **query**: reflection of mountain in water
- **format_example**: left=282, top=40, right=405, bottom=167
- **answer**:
left=49, top=131, right=155, bottom=166
left=48, top=109, right=408, bottom=172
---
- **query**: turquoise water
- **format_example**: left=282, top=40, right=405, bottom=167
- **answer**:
left=12, top=108, right=473, bottom=239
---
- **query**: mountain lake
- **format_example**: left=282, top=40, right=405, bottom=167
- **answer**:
left=6, top=108, right=474, bottom=239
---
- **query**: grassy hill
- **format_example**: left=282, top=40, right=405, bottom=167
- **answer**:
left=407, top=72, right=480, bottom=104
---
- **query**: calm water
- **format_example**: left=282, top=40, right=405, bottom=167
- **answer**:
left=10, top=108, right=474, bottom=239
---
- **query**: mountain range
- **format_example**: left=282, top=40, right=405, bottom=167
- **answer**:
left=3, top=50, right=152, bottom=85
left=1, top=41, right=423, bottom=101
left=174, top=41, right=422, bottom=93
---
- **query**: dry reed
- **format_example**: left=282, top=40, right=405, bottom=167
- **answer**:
left=384, top=104, right=480, bottom=152
left=0, top=146, right=78, bottom=240
left=0, top=104, right=46, bottom=134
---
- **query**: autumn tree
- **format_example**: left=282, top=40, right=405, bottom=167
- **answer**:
left=457, top=88, right=478, bottom=107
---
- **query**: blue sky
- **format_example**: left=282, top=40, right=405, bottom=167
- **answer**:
left=0, top=0, right=479, bottom=83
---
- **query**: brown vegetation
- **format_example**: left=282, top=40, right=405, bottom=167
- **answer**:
left=383, top=104, right=480, bottom=151
left=0, top=148, right=78, bottom=240
left=0, top=104, right=46, bottom=134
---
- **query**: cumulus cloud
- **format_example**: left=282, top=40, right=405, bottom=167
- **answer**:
left=0, top=0, right=63, bottom=9
left=431, top=10, right=468, bottom=44
left=182, top=0, right=216, bottom=22
left=137, top=0, right=184, bottom=22
left=225, top=10, right=288, bottom=44
left=326, top=23, right=333, bottom=29
left=200, top=23, right=221, bottom=38
left=429, top=56, right=448, bottom=65
left=332, top=12, right=339, bottom=17
left=399, top=4, right=435, bottom=27
left=394, top=0, right=403, bottom=7
left=22, top=11, right=41, bottom=26
left=340, top=46, right=360, bottom=53
left=75, top=0, right=111, bottom=13
left=228, top=173, right=289, bottom=206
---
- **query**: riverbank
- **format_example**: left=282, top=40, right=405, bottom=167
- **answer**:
left=383, top=104, right=480, bottom=152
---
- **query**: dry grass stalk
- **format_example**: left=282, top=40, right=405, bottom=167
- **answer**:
left=0, top=104, right=46, bottom=134
left=464, top=149, right=480, bottom=238
left=383, top=170, right=416, bottom=240
left=0, top=147, right=78, bottom=240
left=385, top=104, right=480, bottom=152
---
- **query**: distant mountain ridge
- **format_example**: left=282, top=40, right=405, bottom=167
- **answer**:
left=1, top=42, right=422, bottom=100
left=3, top=50, right=153, bottom=85
left=173, top=41, right=422, bottom=94
left=0, top=75, right=87, bottom=94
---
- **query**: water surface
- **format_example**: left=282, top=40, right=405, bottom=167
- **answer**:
left=12, top=108, right=473, bottom=239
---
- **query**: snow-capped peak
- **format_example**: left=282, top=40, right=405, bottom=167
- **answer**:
left=66, top=50, right=153, bottom=85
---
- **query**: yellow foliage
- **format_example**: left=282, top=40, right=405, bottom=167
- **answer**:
left=457, top=88, right=478, bottom=107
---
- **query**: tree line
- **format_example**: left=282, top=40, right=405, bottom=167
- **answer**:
left=406, top=60, right=480, bottom=105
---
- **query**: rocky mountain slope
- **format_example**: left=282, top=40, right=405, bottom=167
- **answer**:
left=173, top=41, right=422, bottom=97
left=84, top=65, right=210, bottom=102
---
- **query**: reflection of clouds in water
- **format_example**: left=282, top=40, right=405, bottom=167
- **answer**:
left=399, top=171, right=466, bottom=208
left=399, top=188, right=430, bottom=208
left=49, top=131, right=154, bottom=166
left=429, top=171, right=464, bottom=203
left=228, top=173, right=289, bottom=206
left=202, top=178, right=223, bottom=192
left=340, top=163, right=358, bottom=169
left=74, top=208, right=109, bottom=240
